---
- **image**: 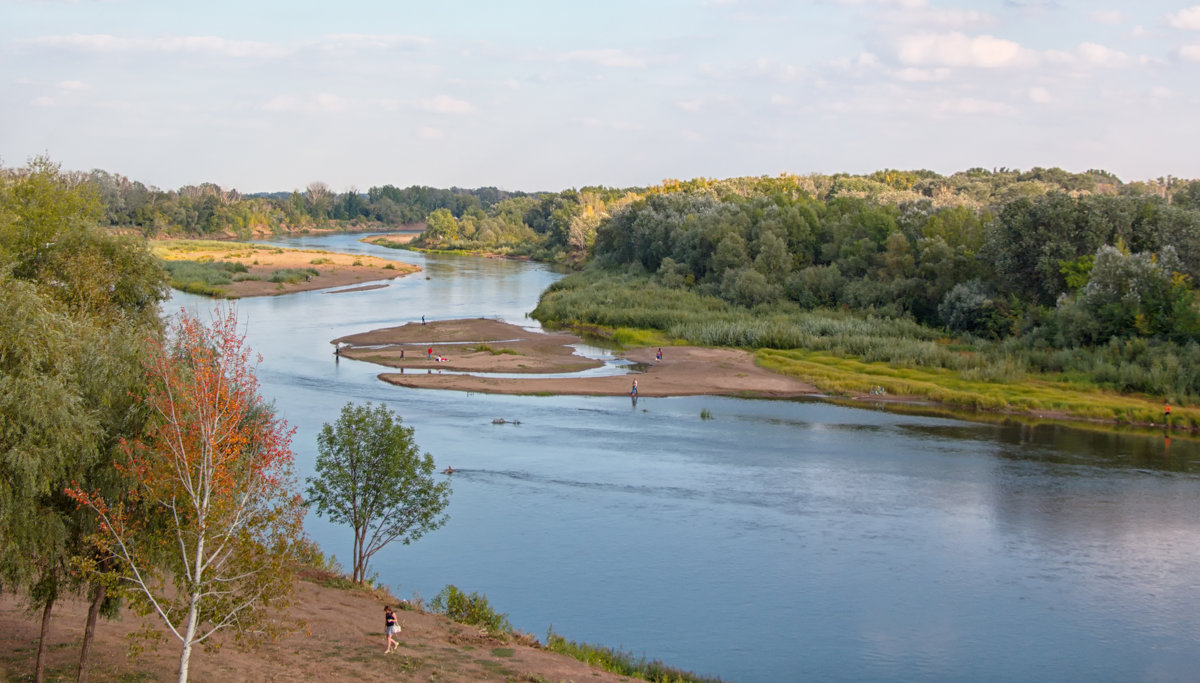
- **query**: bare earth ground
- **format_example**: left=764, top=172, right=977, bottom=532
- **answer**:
left=334, top=318, right=604, bottom=375
left=154, top=241, right=420, bottom=298
left=0, top=578, right=634, bottom=683
left=334, top=318, right=819, bottom=398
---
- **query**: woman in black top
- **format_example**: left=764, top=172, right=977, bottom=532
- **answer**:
left=384, top=605, right=400, bottom=653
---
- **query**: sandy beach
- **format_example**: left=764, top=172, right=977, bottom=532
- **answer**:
left=333, top=318, right=819, bottom=398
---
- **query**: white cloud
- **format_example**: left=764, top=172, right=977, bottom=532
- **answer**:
left=748, top=58, right=804, bottom=81
left=1180, top=44, right=1200, bottom=61
left=1166, top=6, right=1200, bottom=30
left=311, top=34, right=432, bottom=52
left=886, top=8, right=994, bottom=29
left=1150, top=86, right=1172, bottom=98
left=577, top=117, right=645, bottom=132
left=32, top=96, right=55, bottom=107
left=421, top=95, right=473, bottom=115
left=1028, top=86, right=1051, bottom=103
left=895, top=32, right=1035, bottom=68
left=261, top=93, right=347, bottom=113
left=676, top=94, right=731, bottom=112
left=1089, top=10, right=1125, bottom=26
left=934, top=97, right=1014, bottom=116
left=1076, top=42, right=1132, bottom=67
left=894, top=67, right=951, bottom=82
left=564, top=49, right=647, bottom=68
left=30, top=33, right=291, bottom=58
left=419, top=127, right=443, bottom=140
left=57, top=80, right=90, bottom=91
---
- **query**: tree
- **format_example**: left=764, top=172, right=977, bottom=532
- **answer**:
left=305, top=402, right=451, bottom=585
left=423, top=208, right=459, bottom=242
left=2, top=156, right=169, bottom=683
left=68, top=309, right=305, bottom=683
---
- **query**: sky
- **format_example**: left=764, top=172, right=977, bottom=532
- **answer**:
left=3, top=0, right=1199, bottom=194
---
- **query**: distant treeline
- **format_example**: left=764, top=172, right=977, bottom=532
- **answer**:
left=80, top=170, right=545, bottom=238
left=64, top=165, right=1200, bottom=270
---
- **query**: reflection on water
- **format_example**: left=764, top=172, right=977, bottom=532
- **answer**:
left=167, top=234, right=1200, bottom=683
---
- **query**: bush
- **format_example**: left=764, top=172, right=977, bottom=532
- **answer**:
left=430, top=585, right=512, bottom=636
left=268, top=267, right=320, bottom=284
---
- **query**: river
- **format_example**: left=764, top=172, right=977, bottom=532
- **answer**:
left=169, top=233, right=1200, bottom=682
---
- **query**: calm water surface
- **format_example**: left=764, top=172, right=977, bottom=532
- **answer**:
left=170, top=234, right=1200, bottom=682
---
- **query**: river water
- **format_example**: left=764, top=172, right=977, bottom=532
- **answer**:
left=169, top=233, right=1200, bottom=682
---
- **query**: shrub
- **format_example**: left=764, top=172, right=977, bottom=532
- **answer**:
left=430, top=585, right=512, bottom=636
left=268, top=267, right=320, bottom=284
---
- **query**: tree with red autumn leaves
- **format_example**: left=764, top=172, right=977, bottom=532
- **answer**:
left=68, top=308, right=305, bottom=683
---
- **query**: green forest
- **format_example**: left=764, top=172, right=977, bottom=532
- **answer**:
left=11, top=158, right=1200, bottom=417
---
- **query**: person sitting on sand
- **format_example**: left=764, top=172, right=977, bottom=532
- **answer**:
left=384, top=605, right=400, bottom=653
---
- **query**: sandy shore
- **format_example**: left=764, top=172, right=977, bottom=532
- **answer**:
left=334, top=318, right=819, bottom=397
left=154, top=239, right=420, bottom=297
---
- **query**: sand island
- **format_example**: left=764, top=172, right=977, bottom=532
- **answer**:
left=333, top=318, right=819, bottom=398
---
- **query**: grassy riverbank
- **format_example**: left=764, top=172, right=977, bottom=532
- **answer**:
left=1, top=569, right=721, bottom=683
left=533, top=272, right=1199, bottom=430
left=152, top=239, right=415, bottom=297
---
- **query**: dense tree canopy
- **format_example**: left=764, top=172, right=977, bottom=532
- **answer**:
left=1, top=157, right=170, bottom=682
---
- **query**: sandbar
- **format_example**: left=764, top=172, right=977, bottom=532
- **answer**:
left=333, top=318, right=819, bottom=398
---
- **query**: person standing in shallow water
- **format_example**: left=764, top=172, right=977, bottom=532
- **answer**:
left=384, top=605, right=400, bottom=653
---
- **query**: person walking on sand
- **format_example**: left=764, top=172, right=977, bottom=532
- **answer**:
left=631, top=379, right=638, bottom=396
left=656, top=348, right=662, bottom=362
left=384, top=605, right=400, bottom=653
left=427, top=347, right=433, bottom=360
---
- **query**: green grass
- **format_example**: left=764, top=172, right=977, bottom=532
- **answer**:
left=544, top=629, right=725, bottom=683
left=268, top=267, right=320, bottom=284
left=160, top=259, right=250, bottom=297
left=471, top=344, right=520, bottom=355
left=758, top=349, right=1199, bottom=427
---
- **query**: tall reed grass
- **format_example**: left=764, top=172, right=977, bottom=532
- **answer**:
left=533, top=270, right=1200, bottom=414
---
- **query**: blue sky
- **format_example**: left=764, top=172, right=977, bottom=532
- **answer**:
left=3, top=0, right=1199, bottom=193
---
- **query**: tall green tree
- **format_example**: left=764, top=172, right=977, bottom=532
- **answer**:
left=305, top=402, right=451, bottom=585
left=1, top=157, right=168, bottom=683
